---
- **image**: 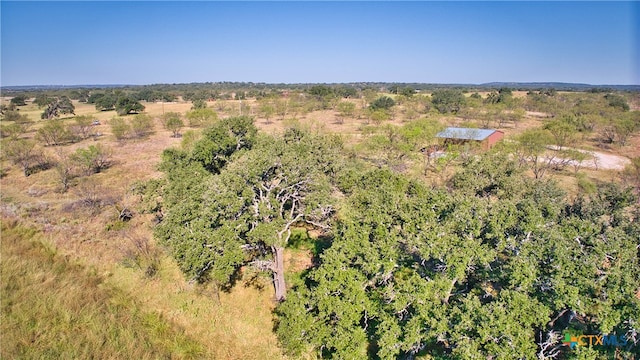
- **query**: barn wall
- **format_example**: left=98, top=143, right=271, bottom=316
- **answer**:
left=486, top=131, right=505, bottom=149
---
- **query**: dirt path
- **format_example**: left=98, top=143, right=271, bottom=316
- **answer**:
left=549, top=146, right=631, bottom=171
left=588, top=151, right=631, bottom=170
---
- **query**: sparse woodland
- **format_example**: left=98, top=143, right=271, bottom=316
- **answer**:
left=1, top=83, right=639, bottom=359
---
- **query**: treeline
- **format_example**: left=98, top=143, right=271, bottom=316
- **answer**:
left=3, top=82, right=638, bottom=107
left=3, top=81, right=639, bottom=94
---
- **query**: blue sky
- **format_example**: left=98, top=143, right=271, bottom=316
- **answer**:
left=1, top=1, right=638, bottom=86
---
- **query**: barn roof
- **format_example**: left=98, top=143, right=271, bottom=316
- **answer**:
left=436, top=127, right=499, bottom=141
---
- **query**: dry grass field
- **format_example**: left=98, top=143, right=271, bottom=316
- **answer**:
left=0, top=99, right=292, bottom=359
left=1, top=93, right=637, bottom=358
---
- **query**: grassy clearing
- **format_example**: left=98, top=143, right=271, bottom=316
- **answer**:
left=0, top=218, right=288, bottom=359
left=0, top=220, right=208, bottom=359
left=107, top=256, right=288, bottom=360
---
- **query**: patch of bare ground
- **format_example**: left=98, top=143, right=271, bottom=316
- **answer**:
left=547, top=146, right=631, bottom=171
left=1, top=120, right=182, bottom=267
left=285, top=248, right=314, bottom=273
left=467, top=90, right=529, bottom=99
left=140, top=100, right=194, bottom=118
left=107, top=127, right=182, bottom=180
left=620, top=133, right=640, bottom=159
left=525, top=111, right=552, bottom=119
left=627, top=92, right=640, bottom=111
left=253, top=107, right=410, bottom=146
left=586, top=150, right=632, bottom=170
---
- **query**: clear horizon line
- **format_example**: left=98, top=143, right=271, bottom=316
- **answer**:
left=2, top=81, right=639, bottom=88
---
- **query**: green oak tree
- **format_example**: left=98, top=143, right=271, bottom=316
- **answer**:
left=431, top=89, right=466, bottom=114
left=90, top=92, right=117, bottom=111
left=41, top=97, right=75, bottom=120
left=33, top=93, right=53, bottom=108
left=9, top=95, right=27, bottom=106
left=369, top=96, right=395, bottom=111
left=153, top=118, right=342, bottom=301
left=190, top=116, right=257, bottom=174
left=199, top=132, right=339, bottom=300
left=152, top=118, right=258, bottom=294
left=116, top=96, right=145, bottom=116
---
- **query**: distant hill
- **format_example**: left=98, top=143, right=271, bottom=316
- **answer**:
left=479, top=82, right=639, bottom=91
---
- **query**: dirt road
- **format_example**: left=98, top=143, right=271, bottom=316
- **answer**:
left=548, top=146, right=631, bottom=171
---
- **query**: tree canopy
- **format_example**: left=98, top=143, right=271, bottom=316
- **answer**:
left=88, top=92, right=145, bottom=115
left=276, top=152, right=640, bottom=359
left=116, top=96, right=145, bottom=116
left=369, top=96, right=396, bottom=111
left=145, top=125, right=640, bottom=358
left=162, top=112, right=184, bottom=137
left=41, top=97, right=75, bottom=120
left=89, top=92, right=118, bottom=111
left=152, top=118, right=343, bottom=301
left=10, top=95, right=28, bottom=106
left=431, top=89, right=466, bottom=114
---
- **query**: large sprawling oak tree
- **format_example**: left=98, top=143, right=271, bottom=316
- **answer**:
left=154, top=118, right=341, bottom=301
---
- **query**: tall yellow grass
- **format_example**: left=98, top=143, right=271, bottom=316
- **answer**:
left=1, top=220, right=207, bottom=359
left=1, top=219, right=290, bottom=359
